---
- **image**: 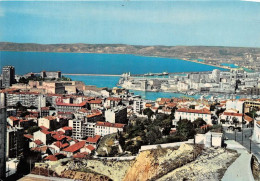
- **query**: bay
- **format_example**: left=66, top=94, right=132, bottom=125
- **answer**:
left=1, top=51, right=227, bottom=100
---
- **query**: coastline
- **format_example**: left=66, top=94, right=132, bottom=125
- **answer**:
left=62, top=73, right=121, bottom=77
left=181, top=58, right=231, bottom=70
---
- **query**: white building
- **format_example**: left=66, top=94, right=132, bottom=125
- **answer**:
left=33, top=129, right=51, bottom=145
left=95, top=121, right=125, bottom=136
left=105, top=106, right=127, bottom=124
left=38, top=116, right=58, bottom=130
left=69, top=119, right=84, bottom=140
left=219, top=110, right=253, bottom=128
left=195, top=131, right=223, bottom=147
left=226, top=100, right=244, bottom=114
left=4, top=92, right=46, bottom=109
left=133, top=99, right=147, bottom=113
left=177, top=82, right=190, bottom=92
left=253, top=119, right=260, bottom=143
left=173, top=108, right=212, bottom=126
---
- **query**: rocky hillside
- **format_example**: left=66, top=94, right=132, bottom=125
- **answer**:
left=158, top=147, right=238, bottom=181
left=32, top=144, right=239, bottom=181
left=1, top=42, right=260, bottom=61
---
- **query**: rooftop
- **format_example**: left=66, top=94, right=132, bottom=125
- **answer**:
left=63, top=141, right=86, bottom=153
left=96, top=121, right=125, bottom=128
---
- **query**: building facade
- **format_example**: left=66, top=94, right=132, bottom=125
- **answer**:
left=95, top=121, right=125, bottom=136
left=6, top=126, right=24, bottom=158
left=105, top=106, right=127, bottom=124
left=173, top=108, right=212, bottom=126
left=2, top=66, right=15, bottom=88
left=0, top=107, right=6, bottom=179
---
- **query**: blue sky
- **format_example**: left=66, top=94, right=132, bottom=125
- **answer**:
left=0, top=1, right=260, bottom=47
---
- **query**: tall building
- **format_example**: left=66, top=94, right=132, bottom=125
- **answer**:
left=0, top=107, right=7, bottom=179
left=2, top=66, right=15, bottom=88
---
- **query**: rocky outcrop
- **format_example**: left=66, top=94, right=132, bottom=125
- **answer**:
left=158, top=147, right=239, bottom=181
left=32, top=144, right=239, bottom=181
left=252, top=155, right=260, bottom=181
left=61, top=170, right=112, bottom=181
left=123, top=144, right=203, bottom=181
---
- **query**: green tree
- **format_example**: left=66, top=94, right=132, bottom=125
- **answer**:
left=247, top=108, right=258, bottom=118
left=143, top=108, right=154, bottom=120
left=177, top=119, right=195, bottom=140
left=232, top=117, right=239, bottom=127
left=27, top=126, right=40, bottom=134
left=145, top=126, right=162, bottom=144
left=18, top=77, right=29, bottom=84
left=189, top=105, right=195, bottom=109
left=193, top=118, right=206, bottom=128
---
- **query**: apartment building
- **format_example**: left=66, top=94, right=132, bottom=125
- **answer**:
left=4, top=92, right=46, bottom=108
left=95, top=121, right=125, bottom=136
left=173, top=108, right=212, bottom=126
left=6, top=126, right=24, bottom=158
left=105, top=106, right=127, bottom=124
left=0, top=107, right=6, bottom=179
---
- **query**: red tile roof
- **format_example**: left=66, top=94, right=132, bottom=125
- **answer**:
left=78, top=108, right=89, bottom=113
left=19, top=119, right=29, bottom=123
left=41, top=107, right=50, bottom=110
left=244, top=115, right=253, bottom=122
left=62, top=126, right=72, bottom=131
left=24, top=134, right=33, bottom=139
left=107, top=97, right=122, bottom=101
left=73, top=152, right=88, bottom=158
left=63, top=141, right=86, bottom=153
left=41, top=129, right=51, bottom=135
left=223, top=112, right=243, bottom=117
left=31, top=146, right=48, bottom=153
left=66, top=136, right=73, bottom=141
left=56, top=101, right=87, bottom=107
left=87, top=112, right=102, bottom=118
left=44, top=155, right=58, bottom=161
left=54, top=141, right=69, bottom=149
left=166, top=103, right=177, bottom=108
left=52, top=134, right=66, bottom=141
left=34, top=139, right=43, bottom=145
left=177, top=108, right=211, bottom=114
left=85, top=145, right=95, bottom=151
left=44, top=116, right=57, bottom=121
left=96, top=122, right=125, bottom=128
left=200, top=124, right=212, bottom=129
left=86, top=135, right=101, bottom=144
left=145, top=103, right=152, bottom=107
left=8, top=92, right=40, bottom=95
left=8, top=116, right=19, bottom=121
left=87, top=100, right=102, bottom=104
left=40, top=126, right=49, bottom=130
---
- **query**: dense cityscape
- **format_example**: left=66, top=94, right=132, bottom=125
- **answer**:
left=1, top=0, right=260, bottom=180
left=0, top=65, right=260, bottom=180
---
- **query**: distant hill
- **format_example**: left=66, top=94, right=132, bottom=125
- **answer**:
left=1, top=42, right=260, bottom=63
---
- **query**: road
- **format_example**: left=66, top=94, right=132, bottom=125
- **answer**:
left=224, top=127, right=260, bottom=160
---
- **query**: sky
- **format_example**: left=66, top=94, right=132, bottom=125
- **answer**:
left=0, top=1, right=260, bottom=47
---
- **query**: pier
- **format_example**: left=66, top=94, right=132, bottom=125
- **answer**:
left=62, top=73, right=121, bottom=77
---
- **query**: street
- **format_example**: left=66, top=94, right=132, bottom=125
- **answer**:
left=224, top=127, right=260, bottom=160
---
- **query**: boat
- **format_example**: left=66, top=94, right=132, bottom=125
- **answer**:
left=162, top=71, right=169, bottom=75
